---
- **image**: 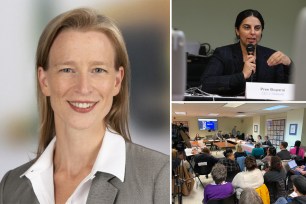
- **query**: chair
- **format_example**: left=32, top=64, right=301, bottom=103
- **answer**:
left=236, top=156, right=246, bottom=172
left=206, top=193, right=237, bottom=204
left=265, top=180, right=287, bottom=203
left=193, top=154, right=212, bottom=179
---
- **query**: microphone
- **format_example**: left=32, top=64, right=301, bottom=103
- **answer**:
left=246, top=43, right=255, bottom=55
left=246, top=44, right=255, bottom=81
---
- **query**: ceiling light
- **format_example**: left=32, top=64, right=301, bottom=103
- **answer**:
left=223, top=103, right=245, bottom=108
left=236, top=114, right=246, bottom=117
left=175, top=112, right=186, bottom=115
left=263, top=105, right=289, bottom=111
left=208, top=113, right=219, bottom=116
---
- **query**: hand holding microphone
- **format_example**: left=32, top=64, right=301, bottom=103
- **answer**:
left=242, top=44, right=256, bottom=80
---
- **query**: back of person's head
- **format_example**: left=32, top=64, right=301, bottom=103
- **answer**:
left=245, top=156, right=257, bottom=171
left=292, top=175, right=306, bottom=195
left=267, top=146, right=276, bottom=156
left=223, top=148, right=233, bottom=158
left=36, top=8, right=130, bottom=157
left=239, top=188, right=263, bottom=204
left=255, top=143, right=261, bottom=148
left=202, top=147, right=210, bottom=154
left=235, top=9, right=265, bottom=39
left=269, top=156, right=282, bottom=172
left=211, top=163, right=227, bottom=184
left=281, top=141, right=288, bottom=149
left=236, top=144, right=243, bottom=152
left=294, top=140, right=301, bottom=147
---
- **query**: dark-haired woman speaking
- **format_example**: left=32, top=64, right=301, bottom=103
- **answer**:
left=201, top=9, right=292, bottom=96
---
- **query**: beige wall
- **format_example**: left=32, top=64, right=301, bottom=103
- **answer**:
left=173, top=108, right=306, bottom=148
left=173, top=116, right=246, bottom=139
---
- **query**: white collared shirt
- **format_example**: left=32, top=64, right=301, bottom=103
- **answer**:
left=21, top=128, right=126, bottom=204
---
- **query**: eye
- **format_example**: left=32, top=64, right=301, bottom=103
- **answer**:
left=60, top=68, right=74, bottom=73
left=93, top=67, right=107, bottom=73
left=242, top=25, right=250, bottom=30
left=255, top=25, right=262, bottom=31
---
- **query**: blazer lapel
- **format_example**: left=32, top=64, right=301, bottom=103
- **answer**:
left=86, top=172, right=119, bottom=204
left=232, top=43, right=243, bottom=73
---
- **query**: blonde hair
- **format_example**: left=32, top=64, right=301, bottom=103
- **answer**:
left=236, top=143, right=243, bottom=152
left=36, top=8, right=130, bottom=157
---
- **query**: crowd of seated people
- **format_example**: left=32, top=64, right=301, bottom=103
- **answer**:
left=176, top=137, right=306, bottom=203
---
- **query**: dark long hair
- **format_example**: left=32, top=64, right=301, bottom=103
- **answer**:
left=295, top=140, right=301, bottom=155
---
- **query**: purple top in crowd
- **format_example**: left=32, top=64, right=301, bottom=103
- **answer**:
left=203, top=182, right=234, bottom=204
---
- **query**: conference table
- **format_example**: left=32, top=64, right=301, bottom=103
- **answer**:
left=213, top=141, right=236, bottom=149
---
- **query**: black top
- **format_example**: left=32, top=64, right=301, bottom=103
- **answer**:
left=234, top=151, right=247, bottom=159
left=201, top=43, right=291, bottom=96
left=193, top=153, right=219, bottom=174
left=276, top=150, right=291, bottom=160
left=262, top=140, right=273, bottom=147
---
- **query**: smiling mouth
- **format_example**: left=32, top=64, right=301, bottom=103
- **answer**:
left=68, top=101, right=98, bottom=113
left=69, top=102, right=96, bottom=108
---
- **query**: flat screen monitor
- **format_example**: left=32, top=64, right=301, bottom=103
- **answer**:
left=198, top=119, right=218, bottom=131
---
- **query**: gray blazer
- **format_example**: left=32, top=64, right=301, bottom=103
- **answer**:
left=0, top=142, right=170, bottom=204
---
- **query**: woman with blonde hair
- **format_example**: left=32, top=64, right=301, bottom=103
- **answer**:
left=234, top=143, right=247, bottom=159
left=0, top=8, right=169, bottom=203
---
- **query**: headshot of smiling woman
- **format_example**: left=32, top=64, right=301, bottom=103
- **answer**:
left=0, top=8, right=169, bottom=204
left=201, top=9, right=293, bottom=96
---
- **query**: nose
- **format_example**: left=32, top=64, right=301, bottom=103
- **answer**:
left=76, top=73, right=92, bottom=94
left=250, top=27, right=256, bottom=35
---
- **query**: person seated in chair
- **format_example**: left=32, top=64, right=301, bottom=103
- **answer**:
left=262, top=146, right=276, bottom=164
left=234, top=143, right=247, bottom=159
left=262, top=136, right=272, bottom=146
left=290, top=140, right=305, bottom=160
left=218, top=148, right=240, bottom=182
left=239, top=188, right=263, bottom=204
left=232, top=156, right=264, bottom=199
left=263, top=156, right=286, bottom=203
left=203, top=163, right=234, bottom=204
left=194, top=147, right=219, bottom=176
left=274, top=175, right=306, bottom=204
left=277, top=141, right=291, bottom=160
left=247, top=135, right=255, bottom=143
left=252, top=143, right=265, bottom=159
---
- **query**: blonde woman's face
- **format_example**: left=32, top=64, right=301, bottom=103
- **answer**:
left=38, top=30, right=124, bottom=130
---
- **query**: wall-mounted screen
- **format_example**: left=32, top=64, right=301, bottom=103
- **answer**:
left=198, top=119, right=218, bottom=131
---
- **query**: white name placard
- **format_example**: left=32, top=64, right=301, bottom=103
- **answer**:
left=245, top=82, right=295, bottom=100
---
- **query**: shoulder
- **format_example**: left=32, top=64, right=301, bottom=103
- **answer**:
left=1, top=160, right=34, bottom=182
left=257, top=45, right=277, bottom=55
left=214, top=43, right=238, bottom=54
left=125, top=142, right=168, bottom=163
left=0, top=160, right=35, bottom=200
left=125, top=142, right=169, bottom=175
